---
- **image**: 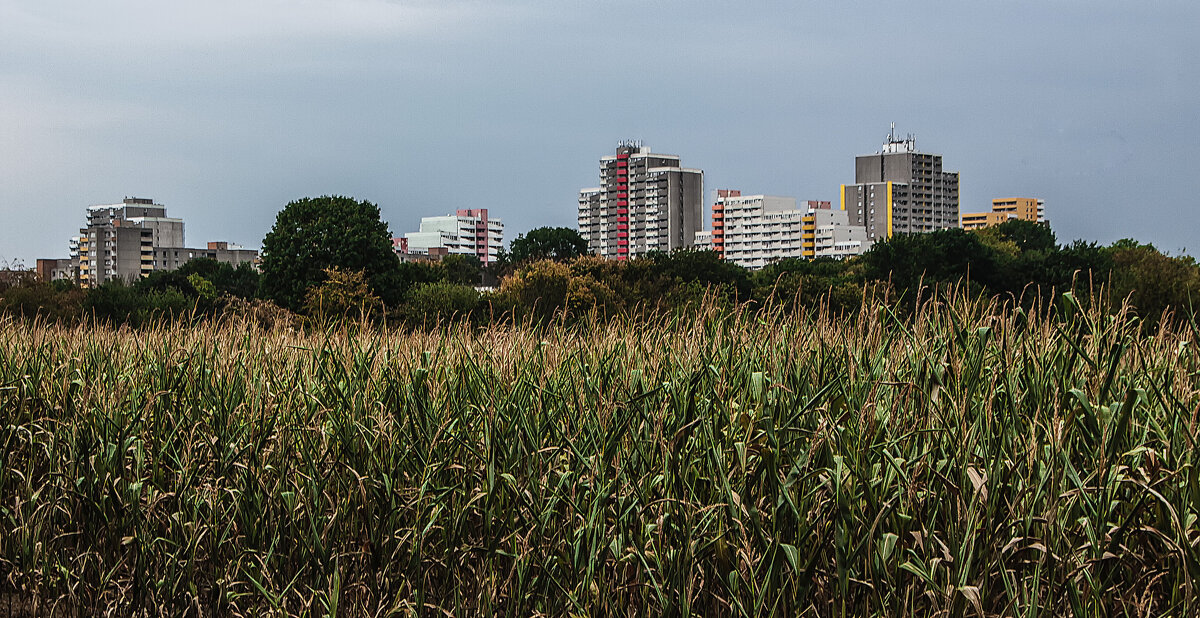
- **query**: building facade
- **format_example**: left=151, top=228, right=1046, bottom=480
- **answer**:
left=712, top=191, right=870, bottom=269
left=153, top=242, right=259, bottom=271
left=961, top=197, right=1046, bottom=230
left=802, top=207, right=871, bottom=260
left=75, top=199, right=162, bottom=287
left=73, top=197, right=258, bottom=288
left=840, top=126, right=960, bottom=241
left=35, top=258, right=75, bottom=282
left=718, top=193, right=806, bottom=269
left=578, top=141, right=704, bottom=260
left=403, top=209, right=503, bottom=265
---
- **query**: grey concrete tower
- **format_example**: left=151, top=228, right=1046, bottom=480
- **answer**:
left=840, top=125, right=959, bottom=241
left=578, top=141, right=704, bottom=259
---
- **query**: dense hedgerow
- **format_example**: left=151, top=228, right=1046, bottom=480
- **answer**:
left=5, top=221, right=1200, bottom=331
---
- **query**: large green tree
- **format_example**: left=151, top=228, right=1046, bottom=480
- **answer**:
left=861, top=228, right=1004, bottom=298
left=507, top=227, right=589, bottom=263
left=259, top=196, right=399, bottom=311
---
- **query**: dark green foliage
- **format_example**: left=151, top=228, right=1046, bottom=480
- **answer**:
left=80, top=280, right=193, bottom=326
left=4, top=218, right=1199, bottom=328
left=1110, top=243, right=1200, bottom=324
left=81, top=280, right=147, bottom=324
left=647, top=248, right=753, bottom=303
left=134, top=259, right=260, bottom=315
left=862, top=228, right=1004, bottom=298
left=439, top=254, right=484, bottom=286
left=176, top=258, right=260, bottom=298
left=385, top=261, right=447, bottom=304
left=48, top=279, right=78, bottom=293
left=0, top=280, right=84, bottom=322
left=136, top=268, right=200, bottom=298
left=753, top=257, right=869, bottom=315
left=403, top=281, right=482, bottom=325
left=506, top=226, right=589, bottom=263
left=986, top=218, right=1057, bottom=253
left=259, top=196, right=399, bottom=311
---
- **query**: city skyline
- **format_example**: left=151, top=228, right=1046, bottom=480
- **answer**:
left=2, top=1, right=1196, bottom=265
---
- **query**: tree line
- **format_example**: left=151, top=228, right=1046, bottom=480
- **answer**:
left=2, top=195, right=1196, bottom=328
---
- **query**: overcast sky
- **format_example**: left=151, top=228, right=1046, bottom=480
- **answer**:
left=2, top=0, right=1197, bottom=265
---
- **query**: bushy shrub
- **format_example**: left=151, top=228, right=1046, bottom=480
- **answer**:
left=303, top=267, right=383, bottom=324
left=0, top=281, right=85, bottom=322
left=403, top=281, right=482, bottom=326
left=82, top=281, right=152, bottom=326
left=495, top=259, right=619, bottom=324
left=1109, top=242, right=1200, bottom=325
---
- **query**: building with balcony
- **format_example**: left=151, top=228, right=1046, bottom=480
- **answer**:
left=802, top=206, right=871, bottom=260
left=961, top=197, right=1046, bottom=230
left=72, top=197, right=258, bottom=288
left=578, top=141, right=704, bottom=260
left=35, top=258, right=75, bottom=282
left=839, top=125, right=960, bottom=241
left=713, top=191, right=870, bottom=269
left=402, top=209, right=503, bottom=265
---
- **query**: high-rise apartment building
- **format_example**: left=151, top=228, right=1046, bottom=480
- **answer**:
left=76, top=198, right=170, bottom=287
left=961, top=197, right=1046, bottom=230
left=711, top=191, right=870, bottom=269
left=578, top=141, right=704, bottom=260
left=710, top=188, right=738, bottom=258
left=840, top=126, right=959, bottom=241
left=403, top=209, right=504, bottom=265
left=73, top=197, right=258, bottom=288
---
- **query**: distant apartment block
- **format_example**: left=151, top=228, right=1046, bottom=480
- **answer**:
left=154, top=242, right=259, bottom=271
left=402, top=209, right=503, bottom=265
left=840, top=125, right=960, bottom=241
left=712, top=190, right=869, bottom=269
left=961, top=197, right=1046, bottom=230
left=578, top=141, right=704, bottom=260
left=716, top=192, right=806, bottom=269
left=392, top=237, right=451, bottom=263
left=72, top=197, right=258, bottom=288
left=803, top=206, right=871, bottom=260
left=75, top=198, right=164, bottom=287
left=35, top=258, right=74, bottom=282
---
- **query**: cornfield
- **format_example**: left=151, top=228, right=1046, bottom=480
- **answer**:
left=2, top=290, right=1199, bottom=616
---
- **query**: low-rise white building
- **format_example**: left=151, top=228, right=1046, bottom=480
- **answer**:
left=403, top=209, right=503, bottom=265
